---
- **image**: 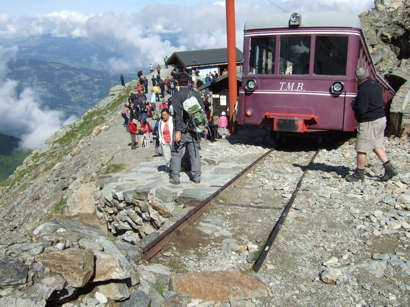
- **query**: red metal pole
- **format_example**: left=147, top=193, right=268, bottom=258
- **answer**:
left=226, top=0, right=237, bottom=135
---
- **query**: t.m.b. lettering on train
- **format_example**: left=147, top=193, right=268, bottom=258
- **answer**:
left=279, top=82, right=305, bottom=91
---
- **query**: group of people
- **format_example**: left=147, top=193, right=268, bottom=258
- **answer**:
left=120, top=70, right=231, bottom=185
left=123, top=92, right=174, bottom=149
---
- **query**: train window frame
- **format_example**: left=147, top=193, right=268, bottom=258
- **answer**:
left=248, top=36, right=276, bottom=75
left=313, top=35, right=348, bottom=76
left=278, top=35, right=311, bottom=75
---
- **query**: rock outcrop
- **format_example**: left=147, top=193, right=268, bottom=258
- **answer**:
left=361, top=0, right=410, bottom=136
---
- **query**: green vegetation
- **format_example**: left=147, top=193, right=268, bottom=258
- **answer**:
left=253, top=240, right=268, bottom=262
left=102, top=163, right=126, bottom=174
left=45, top=197, right=67, bottom=221
left=162, top=244, right=171, bottom=252
left=0, top=133, right=32, bottom=183
left=218, top=195, right=228, bottom=202
left=0, top=148, right=32, bottom=182
left=56, top=88, right=131, bottom=149
left=154, top=283, right=165, bottom=297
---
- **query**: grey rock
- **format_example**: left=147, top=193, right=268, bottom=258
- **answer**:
left=174, top=188, right=214, bottom=205
left=78, top=238, right=104, bottom=251
left=6, top=242, right=51, bottom=257
left=32, top=262, right=45, bottom=271
left=157, top=274, right=171, bottom=292
left=294, top=204, right=308, bottom=211
left=202, top=215, right=223, bottom=225
left=133, top=182, right=160, bottom=200
left=161, top=291, right=191, bottom=307
left=120, top=289, right=151, bottom=307
left=95, top=282, right=130, bottom=301
left=0, top=296, right=46, bottom=307
left=397, top=194, right=410, bottom=204
left=0, top=259, right=28, bottom=286
left=113, top=183, right=138, bottom=201
left=25, top=273, right=67, bottom=300
left=372, top=253, right=390, bottom=260
left=155, top=186, right=178, bottom=203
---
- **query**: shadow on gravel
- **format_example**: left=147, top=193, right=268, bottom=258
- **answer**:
left=275, top=131, right=357, bottom=152
left=224, top=125, right=357, bottom=153
left=293, top=162, right=351, bottom=177
left=223, top=126, right=276, bottom=149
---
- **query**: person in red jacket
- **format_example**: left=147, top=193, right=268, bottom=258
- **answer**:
left=128, top=119, right=139, bottom=150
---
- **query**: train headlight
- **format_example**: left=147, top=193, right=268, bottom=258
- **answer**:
left=330, top=81, right=344, bottom=95
left=289, top=13, right=301, bottom=27
left=246, top=79, right=257, bottom=92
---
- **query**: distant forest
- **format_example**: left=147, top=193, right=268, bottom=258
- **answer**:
left=0, top=133, right=32, bottom=182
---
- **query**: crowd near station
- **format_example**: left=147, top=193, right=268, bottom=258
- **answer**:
left=119, top=60, right=229, bottom=183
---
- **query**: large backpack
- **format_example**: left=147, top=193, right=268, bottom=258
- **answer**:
left=183, top=90, right=208, bottom=133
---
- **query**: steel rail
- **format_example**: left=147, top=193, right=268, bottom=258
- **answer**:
left=141, top=148, right=275, bottom=260
left=253, top=148, right=321, bottom=272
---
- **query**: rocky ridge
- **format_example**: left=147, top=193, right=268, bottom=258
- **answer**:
left=361, top=0, right=410, bottom=75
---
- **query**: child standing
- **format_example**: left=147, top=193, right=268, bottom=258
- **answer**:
left=139, top=119, right=153, bottom=147
left=218, top=111, right=228, bottom=138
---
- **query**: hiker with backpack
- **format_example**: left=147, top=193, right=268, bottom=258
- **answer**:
left=169, top=72, right=206, bottom=185
left=168, top=78, right=177, bottom=96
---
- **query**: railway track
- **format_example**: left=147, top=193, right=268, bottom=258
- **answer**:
left=142, top=146, right=321, bottom=271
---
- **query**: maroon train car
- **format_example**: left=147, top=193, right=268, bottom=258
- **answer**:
left=238, top=11, right=395, bottom=138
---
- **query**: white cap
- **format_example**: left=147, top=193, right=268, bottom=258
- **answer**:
left=221, top=111, right=226, bottom=115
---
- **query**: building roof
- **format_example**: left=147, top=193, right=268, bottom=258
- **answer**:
left=244, top=11, right=362, bottom=31
left=198, top=71, right=243, bottom=91
left=167, top=48, right=243, bottom=68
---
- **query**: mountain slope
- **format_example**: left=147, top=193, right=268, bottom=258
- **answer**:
left=16, top=34, right=118, bottom=71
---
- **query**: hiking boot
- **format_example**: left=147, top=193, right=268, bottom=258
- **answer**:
left=380, top=161, right=398, bottom=181
left=169, top=178, right=180, bottom=185
left=345, top=168, right=365, bottom=183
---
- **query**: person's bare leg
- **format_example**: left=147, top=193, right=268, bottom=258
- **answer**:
left=357, top=152, right=367, bottom=169
left=373, top=148, right=388, bottom=164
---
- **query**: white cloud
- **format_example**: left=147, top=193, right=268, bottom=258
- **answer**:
left=0, top=0, right=375, bottom=73
left=0, top=46, right=78, bottom=149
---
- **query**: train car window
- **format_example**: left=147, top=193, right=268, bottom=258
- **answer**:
left=279, top=36, right=311, bottom=75
left=249, top=37, right=276, bottom=74
left=314, top=36, right=348, bottom=75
